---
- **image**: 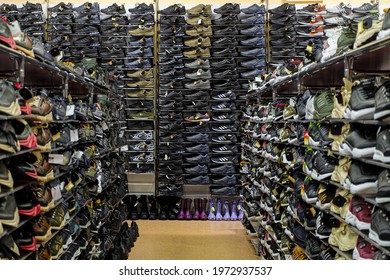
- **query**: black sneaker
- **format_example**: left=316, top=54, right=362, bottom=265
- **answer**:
left=211, top=124, right=237, bottom=132
left=240, top=14, right=265, bottom=24
left=214, top=3, right=240, bottom=15
left=214, top=27, right=239, bottom=36
left=212, top=175, right=237, bottom=185
left=212, top=14, right=238, bottom=25
left=240, top=37, right=265, bottom=46
left=241, top=4, right=266, bottom=14
left=269, top=3, right=296, bottom=14
left=211, top=145, right=238, bottom=153
left=210, top=164, right=235, bottom=174
left=159, top=4, right=185, bottom=15
left=240, top=25, right=264, bottom=35
left=160, top=16, right=185, bottom=25
left=48, top=2, right=72, bottom=13
left=345, top=161, right=381, bottom=195
left=213, top=69, right=238, bottom=79
left=211, top=113, right=237, bottom=121
left=101, top=3, right=126, bottom=14
left=211, top=133, right=237, bottom=143
left=73, top=2, right=99, bottom=13
left=339, top=128, right=376, bottom=158
left=374, top=129, right=390, bottom=163
left=184, top=154, right=209, bottom=164
left=185, top=144, right=209, bottom=153
left=369, top=209, right=390, bottom=247
left=211, top=103, right=236, bottom=111
left=184, top=165, right=208, bottom=174
left=376, top=169, right=390, bottom=204
left=211, top=91, right=236, bottom=101
left=185, top=133, right=209, bottom=142
left=213, top=36, right=238, bottom=46
left=211, top=58, right=236, bottom=68
left=211, top=156, right=236, bottom=164
left=374, top=81, right=390, bottom=120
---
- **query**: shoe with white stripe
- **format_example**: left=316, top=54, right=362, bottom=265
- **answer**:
left=211, top=133, right=237, bottom=143
left=211, top=103, right=236, bottom=111
left=211, top=145, right=238, bottom=153
left=212, top=113, right=237, bottom=121
left=211, top=156, right=235, bottom=164
left=211, top=91, right=236, bottom=101
left=131, top=131, right=153, bottom=140
left=211, top=124, right=237, bottom=132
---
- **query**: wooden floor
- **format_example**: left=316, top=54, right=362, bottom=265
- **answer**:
left=127, top=220, right=259, bottom=260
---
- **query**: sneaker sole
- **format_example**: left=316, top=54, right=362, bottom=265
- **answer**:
left=0, top=207, right=20, bottom=227
left=0, top=100, right=21, bottom=116
left=368, top=229, right=390, bottom=247
left=0, top=170, right=14, bottom=188
left=37, top=141, right=52, bottom=151
left=345, top=210, right=370, bottom=230
left=51, top=247, right=64, bottom=260
left=373, top=149, right=390, bottom=163
left=15, top=44, right=35, bottom=58
left=39, top=199, right=55, bottom=213
left=37, top=170, right=55, bottom=183
left=375, top=196, right=390, bottom=204
left=51, top=218, right=66, bottom=230
left=351, top=147, right=375, bottom=158
left=350, top=107, right=375, bottom=120
left=350, top=180, right=378, bottom=195
left=36, top=228, right=52, bottom=242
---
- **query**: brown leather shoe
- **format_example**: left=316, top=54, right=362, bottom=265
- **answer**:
left=28, top=95, right=53, bottom=122
left=31, top=184, right=54, bottom=212
left=32, top=215, right=52, bottom=242
left=32, top=126, right=52, bottom=151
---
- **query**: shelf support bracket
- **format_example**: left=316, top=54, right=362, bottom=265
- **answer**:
left=89, top=82, right=94, bottom=105
left=16, top=57, right=25, bottom=85
left=62, top=73, right=69, bottom=98
left=272, top=87, right=277, bottom=102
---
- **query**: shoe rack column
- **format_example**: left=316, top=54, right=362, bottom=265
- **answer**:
left=156, top=4, right=186, bottom=197
left=123, top=3, right=156, bottom=193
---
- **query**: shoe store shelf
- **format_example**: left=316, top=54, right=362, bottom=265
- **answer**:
left=251, top=36, right=390, bottom=97
left=0, top=45, right=109, bottom=96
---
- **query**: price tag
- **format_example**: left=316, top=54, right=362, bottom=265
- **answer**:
left=65, top=181, right=74, bottom=191
left=101, top=121, right=109, bottom=131
left=52, top=132, right=61, bottom=141
left=48, top=154, right=65, bottom=165
left=70, top=129, right=79, bottom=142
left=121, top=145, right=128, bottom=152
left=58, top=181, right=65, bottom=191
left=73, top=151, right=84, bottom=159
left=119, top=130, right=125, bottom=138
left=66, top=105, right=75, bottom=116
left=255, top=77, right=262, bottom=82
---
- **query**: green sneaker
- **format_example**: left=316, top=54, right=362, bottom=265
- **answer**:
left=47, top=234, right=63, bottom=259
left=126, top=80, right=154, bottom=88
left=186, top=15, right=212, bottom=25
left=126, top=69, right=154, bottom=79
left=313, top=91, right=334, bottom=120
left=128, top=25, right=154, bottom=36
left=279, top=127, right=291, bottom=142
left=49, top=205, right=66, bottom=230
left=185, top=25, right=212, bottom=36
left=186, top=4, right=212, bottom=15
left=353, top=19, right=383, bottom=49
left=336, top=27, right=357, bottom=55
left=183, top=47, right=210, bottom=58
left=184, top=36, right=211, bottom=47
left=283, top=105, right=296, bottom=120
left=128, top=111, right=154, bottom=119
left=127, top=89, right=154, bottom=98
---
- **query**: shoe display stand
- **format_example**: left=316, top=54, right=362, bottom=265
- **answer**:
left=0, top=3, right=45, bottom=42
left=241, top=35, right=390, bottom=260
left=155, top=3, right=267, bottom=221
left=0, top=1, right=139, bottom=257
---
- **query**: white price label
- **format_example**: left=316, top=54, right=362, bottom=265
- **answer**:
left=120, top=145, right=129, bottom=152
left=70, top=129, right=79, bottom=142
left=48, top=154, right=65, bottom=165
left=101, top=121, right=109, bottom=131
left=73, top=150, right=84, bottom=159
left=255, top=77, right=262, bottom=82
left=66, top=105, right=75, bottom=116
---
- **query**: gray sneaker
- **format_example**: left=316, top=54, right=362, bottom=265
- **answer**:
left=186, top=175, right=210, bottom=184
left=184, top=154, right=209, bottom=164
left=376, top=169, right=390, bottom=204
left=184, top=80, right=210, bottom=89
left=184, top=165, right=209, bottom=174
left=186, top=133, right=209, bottom=142
left=184, top=58, right=210, bottom=68
left=185, top=69, right=212, bottom=80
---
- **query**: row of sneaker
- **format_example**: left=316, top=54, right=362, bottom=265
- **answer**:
left=125, top=194, right=244, bottom=220
left=242, top=157, right=390, bottom=260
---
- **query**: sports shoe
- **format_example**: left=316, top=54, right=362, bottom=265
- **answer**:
left=0, top=194, right=19, bottom=227
left=184, top=165, right=208, bottom=174
left=344, top=161, right=380, bottom=195
left=336, top=27, right=357, bottom=55
left=214, top=3, right=240, bottom=15
left=377, top=10, right=390, bottom=40
left=128, top=111, right=154, bottom=119
left=184, top=58, right=210, bottom=68
left=353, top=3, right=378, bottom=14
left=127, top=3, right=153, bottom=14
left=353, top=237, right=376, bottom=260
left=345, top=197, right=373, bottom=230
left=184, top=113, right=210, bottom=122
left=212, top=175, right=237, bottom=185
left=374, top=80, right=390, bottom=120
left=159, top=4, right=185, bottom=15
left=184, top=80, right=210, bottom=90
left=186, top=4, right=212, bottom=15
left=354, top=18, right=383, bottom=49
left=184, top=155, right=209, bottom=164
left=186, top=175, right=210, bottom=184
left=241, top=4, right=265, bottom=14
left=328, top=224, right=359, bottom=251
left=316, top=185, right=336, bottom=210
left=377, top=169, right=390, bottom=204
left=210, top=165, right=235, bottom=174
left=184, top=36, right=211, bottom=47
left=339, top=127, right=376, bottom=158
left=374, top=129, right=390, bottom=163
left=212, top=133, right=237, bottom=143
left=297, top=3, right=326, bottom=15
left=185, top=69, right=211, bottom=79
left=269, top=3, right=296, bottom=14
left=211, top=156, right=236, bottom=164
left=211, top=145, right=238, bottom=153
left=128, top=25, right=154, bottom=36
left=369, top=209, right=390, bottom=247
left=0, top=80, right=21, bottom=116
left=185, top=133, right=209, bottom=142
left=185, top=25, right=212, bottom=37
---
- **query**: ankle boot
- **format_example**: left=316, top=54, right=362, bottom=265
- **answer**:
left=148, top=195, right=157, bottom=220
left=237, top=199, right=244, bottom=220
left=200, top=198, right=208, bottom=220
left=192, top=199, right=200, bottom=220
left=130, top=195, right=138, bottom=220
left=223, top=200, right=231, bottom=220
left=216, top=199, right=223, bottom=220
left=177, top=198, right=185, bottom=220
left=168, top=197, right=180, bottom=220
left=139, top=195, right=149, bottom=219
left=185, top=198, right=193, bottom=220
left=208, top=199, right=216, bottom=220
left=230, top=200, right=238, bottom=220
left=158, top=197, right=168, bottom=220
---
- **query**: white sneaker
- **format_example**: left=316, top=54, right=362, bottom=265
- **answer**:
left=321, top=28, right=343, bottom=62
